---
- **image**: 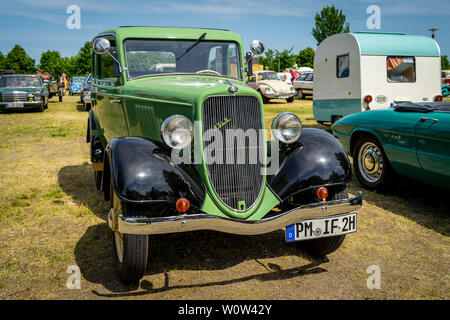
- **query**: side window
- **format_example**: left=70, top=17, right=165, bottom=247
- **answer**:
left=99, top=50, right=116, bottom=79
left=387, top=56, right=416, bottom=83
left=337, top=54, right=350, bottom=78
left=305, top=73, right=313, bottom=81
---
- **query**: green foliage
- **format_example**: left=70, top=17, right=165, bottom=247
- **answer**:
left=312, top=5, right=350, bottom=45
left=258, top=47, right=297, bottom=72
left=0, top=52, right=4, bottom=69
left=3, top=44, right=36, bottom=74
left=74, top=41, right=92, bottom=75
left=39, top=50, right=66, bottom=78
left=442, top=55, right=450, bottom=70
left=296, top=47, right=315, bottom=68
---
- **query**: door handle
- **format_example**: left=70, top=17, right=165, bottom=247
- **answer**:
left=420, top=116, right=439, bottom=122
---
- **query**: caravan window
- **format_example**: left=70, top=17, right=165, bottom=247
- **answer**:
left=337, top=54, right=350, bottom=78
left=387, top=56, right=416, bottom=83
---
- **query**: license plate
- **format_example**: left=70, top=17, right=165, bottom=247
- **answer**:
left=277, top=95, right=288, bottom=98
left=285, top=213, right=357, bottom=242
left=6, top=102, right=24, bottom=108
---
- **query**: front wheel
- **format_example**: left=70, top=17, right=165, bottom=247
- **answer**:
left=353, top=136, right=392, bottom=190
left=286, top=96, right=295, bottom=103
left=111, top=181, right=148, bottom=284
left=59, top=95, right=62, bottom=102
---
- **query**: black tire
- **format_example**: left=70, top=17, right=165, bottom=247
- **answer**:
left=353, top=136, right=393, bottom=190
left=37, top=102, right=44, bottom=112
left=298, top=186, right=348, bottom=257
left=258, top=90, right=270, bottom=103
left=110, top=180, right=148, bottom=284
left=286, top=96, right=295, bottom=103
left=297, top=89, right=304, bottom=99
left=59, top=95, right=62, bottom=102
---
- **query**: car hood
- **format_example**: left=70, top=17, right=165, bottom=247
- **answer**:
left=123, top=75, right=256, bottom=106
left=258, top=80, right=292, bottom=92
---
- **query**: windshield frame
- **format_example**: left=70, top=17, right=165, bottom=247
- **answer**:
left=0, top=75, right=43, bottom=88
left=122, top=38, right=243, bottom=81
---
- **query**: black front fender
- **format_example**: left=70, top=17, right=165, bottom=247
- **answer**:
left=268, top=128, right=352, bottom=201
left=106, top=137, right=205, bottom=209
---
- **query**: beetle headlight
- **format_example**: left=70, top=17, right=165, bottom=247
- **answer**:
left=271, top=112, right=302, bottom=144
left=264, top=86, right=272, bottom=93
left=161, top=115, right=193, bottom=149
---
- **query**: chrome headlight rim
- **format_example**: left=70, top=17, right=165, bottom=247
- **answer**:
left=271, top=112, right=302, bottom=144
left=160, top=115, right=194, bottom=149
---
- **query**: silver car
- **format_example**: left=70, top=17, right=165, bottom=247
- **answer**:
left=293, top=72, right=313, bottom=99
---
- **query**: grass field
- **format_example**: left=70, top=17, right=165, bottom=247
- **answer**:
left=0, top=96, right=448, bottom=299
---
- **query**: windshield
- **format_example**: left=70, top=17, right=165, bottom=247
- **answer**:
left=0, top=75, right=42, bottom=88
left=259, top=72, right=279, bottom=80
left=124, top=39, right=242, bottom=80
left=72, top=77, right=85, bottom=83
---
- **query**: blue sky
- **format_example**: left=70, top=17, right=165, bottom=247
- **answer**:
left=0, top=0, right=449, bottom=63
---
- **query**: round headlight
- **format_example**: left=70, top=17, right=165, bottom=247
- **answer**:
left=264, top=86, right=272, bottom=93
left=161, top=115, right=193, bottom=149
left=271, top=112, right=302, bottom=144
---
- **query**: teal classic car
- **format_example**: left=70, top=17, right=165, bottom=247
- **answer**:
left=0, top=74, right=49, bottom=112
left=87, top=26, right=362, bottom=284
left=332, top=102, right=450, bottom=190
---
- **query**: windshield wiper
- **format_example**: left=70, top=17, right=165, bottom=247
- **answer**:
left=176, top=32, right=207, bottom=61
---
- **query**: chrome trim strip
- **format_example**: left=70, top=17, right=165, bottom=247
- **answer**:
left=115, top=193, right=362, bottom=235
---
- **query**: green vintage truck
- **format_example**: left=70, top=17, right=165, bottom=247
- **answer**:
left=87, top=26, right=362, bottom=283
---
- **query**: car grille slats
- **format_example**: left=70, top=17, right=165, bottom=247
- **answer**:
left=2, top=91, right=27, bottom=102
left=202, top=95, right=264, bottom=212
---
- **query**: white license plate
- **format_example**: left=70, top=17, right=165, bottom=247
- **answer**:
left=277, top=95, right=288, bottom=98
left=6, top=102, right=24, bottom=108
left=285, top=213, right=357, bottom=242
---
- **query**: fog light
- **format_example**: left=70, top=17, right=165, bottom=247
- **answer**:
left=317, top=187, right=328, bottom=200
left=176, top=198, right=190, bottom=213
left=28, top=98, right=33, bottom=102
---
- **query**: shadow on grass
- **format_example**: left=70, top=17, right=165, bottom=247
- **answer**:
left=58, top=164, right=109, bottom=222
left=347, top=168, right=450, bottom=236
left=73, top=222, right=326, bottom=295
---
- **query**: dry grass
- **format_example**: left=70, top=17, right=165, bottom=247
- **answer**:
left=0, top=95, right=448, bottom=300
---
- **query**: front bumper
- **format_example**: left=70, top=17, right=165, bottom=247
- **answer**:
left=109, top=193, right=362, bottom=235
left=264, top=92, right=295, bottom=99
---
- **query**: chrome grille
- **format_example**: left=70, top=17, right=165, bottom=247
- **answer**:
left=202, top=95, right=264, bottom=212
left=2, top=91, right=27, bottom=102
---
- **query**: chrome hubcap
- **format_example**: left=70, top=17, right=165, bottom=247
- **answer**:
left=112, top=190, right=124, bottom=263
left=358, top=142, right=383, bottom=183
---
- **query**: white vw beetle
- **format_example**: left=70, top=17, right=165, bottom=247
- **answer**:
left=247, top=70, right=296, bottom=103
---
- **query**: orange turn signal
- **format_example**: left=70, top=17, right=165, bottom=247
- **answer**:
left=364, top=95, right=373, bottom=103
left=434, top=95, right=443, bottom=102
left=28, top=98, right=33, bottom=102
left=176, top=198, right=190, bottom=213
left=317, top=187, right=328, bottom=201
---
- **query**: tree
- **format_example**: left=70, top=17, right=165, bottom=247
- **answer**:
left=296, top=47, right=315, bottom=68
left=0, top=52, right=4, bottom=69
left=312, top=5, right=350, bottom=45
left=39, top=50, right=66, bottom=78
left=442, top=55, right=450, bottom=70
left=3, top=45, right=36, bottom=74
left=258, top=48, right=297, bottom=72
left=74, top=41, right=92, bottom=76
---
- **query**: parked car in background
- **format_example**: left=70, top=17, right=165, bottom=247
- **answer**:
left=81, top=73, right=92, bottom=111
left=247, top=70, right=296, bottom=103
left=442, top=70, right=450, bottom=83
left=44, top=76, right=64, bottom=102
left=86, top=26, right=362, bottom=284
left=69, top=76, right=86, bottom=95
left=0, top=74, right=49, bottom=112
left=293, top=72, right=313, bottom=99
left=332, top=102, right=450, bottom=191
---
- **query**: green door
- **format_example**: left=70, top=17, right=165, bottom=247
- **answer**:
left=414, top=112, right=450, bottom=186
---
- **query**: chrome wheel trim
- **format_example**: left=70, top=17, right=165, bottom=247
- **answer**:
left=112, top=188, right=124, bottom=263
left=358, top=142, right=384, bottom=183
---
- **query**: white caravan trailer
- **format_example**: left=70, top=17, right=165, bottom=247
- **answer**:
left=313, top=32, right=442, bottom=123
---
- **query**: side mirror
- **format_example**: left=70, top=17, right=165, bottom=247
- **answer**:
left=92, top=38, right=111, bottom=55
left=92, top=37, right=127, bottom=74
left=250, top=40, right=265, bottom=55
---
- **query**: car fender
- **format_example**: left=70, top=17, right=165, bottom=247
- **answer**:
left=105, top=137, right=205, bottom=209
left=268, top=128, right=352, bottom=201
